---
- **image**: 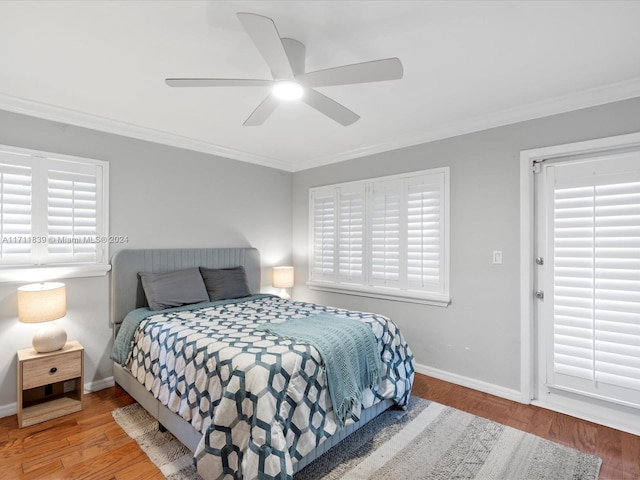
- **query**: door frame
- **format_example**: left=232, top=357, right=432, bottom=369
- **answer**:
left=519, top=131, right=640, bottom=404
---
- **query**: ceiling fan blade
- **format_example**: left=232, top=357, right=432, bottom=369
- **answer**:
left=297, top=58, right=403, bottom=87
left=243, top=95, right=280, bottom=126
left=165, top=78, right=273, bottom=87
left=237, top=12, right=294, bottom=80
left=302, top=89, right=359, bottom=126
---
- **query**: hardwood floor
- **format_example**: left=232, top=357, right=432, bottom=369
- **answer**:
left=0, top=386, right=161, bottom=480
left=1, top=373, right=638, bottom=479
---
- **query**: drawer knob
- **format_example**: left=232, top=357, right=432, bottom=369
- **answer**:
left=50, top=367, right=57, bottom=374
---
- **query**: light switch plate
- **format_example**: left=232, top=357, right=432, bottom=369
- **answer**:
left=493, top=251, right=503, bottom=264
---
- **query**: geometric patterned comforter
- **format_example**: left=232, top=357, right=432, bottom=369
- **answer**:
left=119, top=295, right=414, bottom=480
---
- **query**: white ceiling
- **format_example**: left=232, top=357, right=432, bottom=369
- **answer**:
left=1, top=1, right=640, bottom=172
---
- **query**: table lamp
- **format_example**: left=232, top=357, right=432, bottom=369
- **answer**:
left=18, top=282, right=68, bottom=353
left=272, top=266, right=294, bottom=300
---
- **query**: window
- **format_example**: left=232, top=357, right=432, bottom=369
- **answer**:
left=0, top=144, right=109, bottom=279
left=309, top=167, right=450, bottom=305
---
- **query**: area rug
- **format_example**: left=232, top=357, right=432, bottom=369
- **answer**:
left=112, top=397, right=601, bottom=479
left=111, top=403, right=200, bottom=480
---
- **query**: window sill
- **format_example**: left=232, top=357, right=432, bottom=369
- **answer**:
left=0, top=264, right=111, bottom=283
left=307, top=281, right=451, bottom=307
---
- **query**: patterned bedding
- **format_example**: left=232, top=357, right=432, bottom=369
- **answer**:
left=114, top=294, right=414, bottom=479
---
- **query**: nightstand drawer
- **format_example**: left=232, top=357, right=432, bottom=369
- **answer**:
left=22, top=351, right=82, bottom=389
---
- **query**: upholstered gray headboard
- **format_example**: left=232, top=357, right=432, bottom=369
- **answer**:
left=110, top=248, right=261, bottom=325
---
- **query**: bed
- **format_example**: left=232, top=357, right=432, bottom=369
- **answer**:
left=110, top=248, right=414, bottom=479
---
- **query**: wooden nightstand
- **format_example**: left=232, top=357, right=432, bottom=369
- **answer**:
left=17, top=340, right=84, bottom=428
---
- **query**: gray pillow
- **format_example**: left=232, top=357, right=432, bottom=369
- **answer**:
left=139, top=267, right=209, bottom=311
left=199, top=266, right=251, bottom=302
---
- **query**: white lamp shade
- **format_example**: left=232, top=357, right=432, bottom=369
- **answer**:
left=18, top=282, right=67, bottom=353
left=18, top=282, right=66, bottom=323
left=272, top=266, right=294, bottom=289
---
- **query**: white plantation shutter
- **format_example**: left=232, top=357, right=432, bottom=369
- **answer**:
left=371, top=180, right=402, bottom=287
left=407, top=175, right=444, bottom=292
left=47, top=159, right=101, bottom=263
left=311, top=190, right=336, bottom=281
left=547, top=152, right=640, bottom=407
left=0, top=145, right=108, bottom=268
left=338, top=185, right=364, bottom=283
left=309, top=167, right=449, bottom=304
left=0, top=151, right=33, bottom=264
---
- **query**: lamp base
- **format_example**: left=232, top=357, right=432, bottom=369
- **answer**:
left=278, top=288, right=291, bottom=300
left=32, top=321, right=67, bottom=353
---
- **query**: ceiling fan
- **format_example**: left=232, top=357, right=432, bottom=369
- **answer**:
left=165, top=12, right=403, bottom=126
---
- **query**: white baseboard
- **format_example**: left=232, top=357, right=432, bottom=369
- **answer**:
left=85, top=376, right=115, bottom=393
left=414, top=362, right=522, bottom=403
left=0, top=402, right=16, bottom=420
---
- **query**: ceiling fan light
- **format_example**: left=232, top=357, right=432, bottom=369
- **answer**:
left=272, top=81, right=304, bottom=100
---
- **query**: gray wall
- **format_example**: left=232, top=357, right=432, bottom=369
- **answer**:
left=0, top=110, right=292, bottom=411
left=292, top=97, right=640, bottom=393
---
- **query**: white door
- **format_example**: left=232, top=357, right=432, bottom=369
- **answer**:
left=534, top=149, right=640, bottom=412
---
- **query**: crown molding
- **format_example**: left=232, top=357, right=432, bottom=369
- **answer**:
left=2, top=76, right=639, bottom=174
left=0, top=93, right=293, bottom=172
left=292, top=76, right=640, bottom=172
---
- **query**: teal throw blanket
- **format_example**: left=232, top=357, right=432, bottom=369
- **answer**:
left=257, top=314, right=381, bottom=429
